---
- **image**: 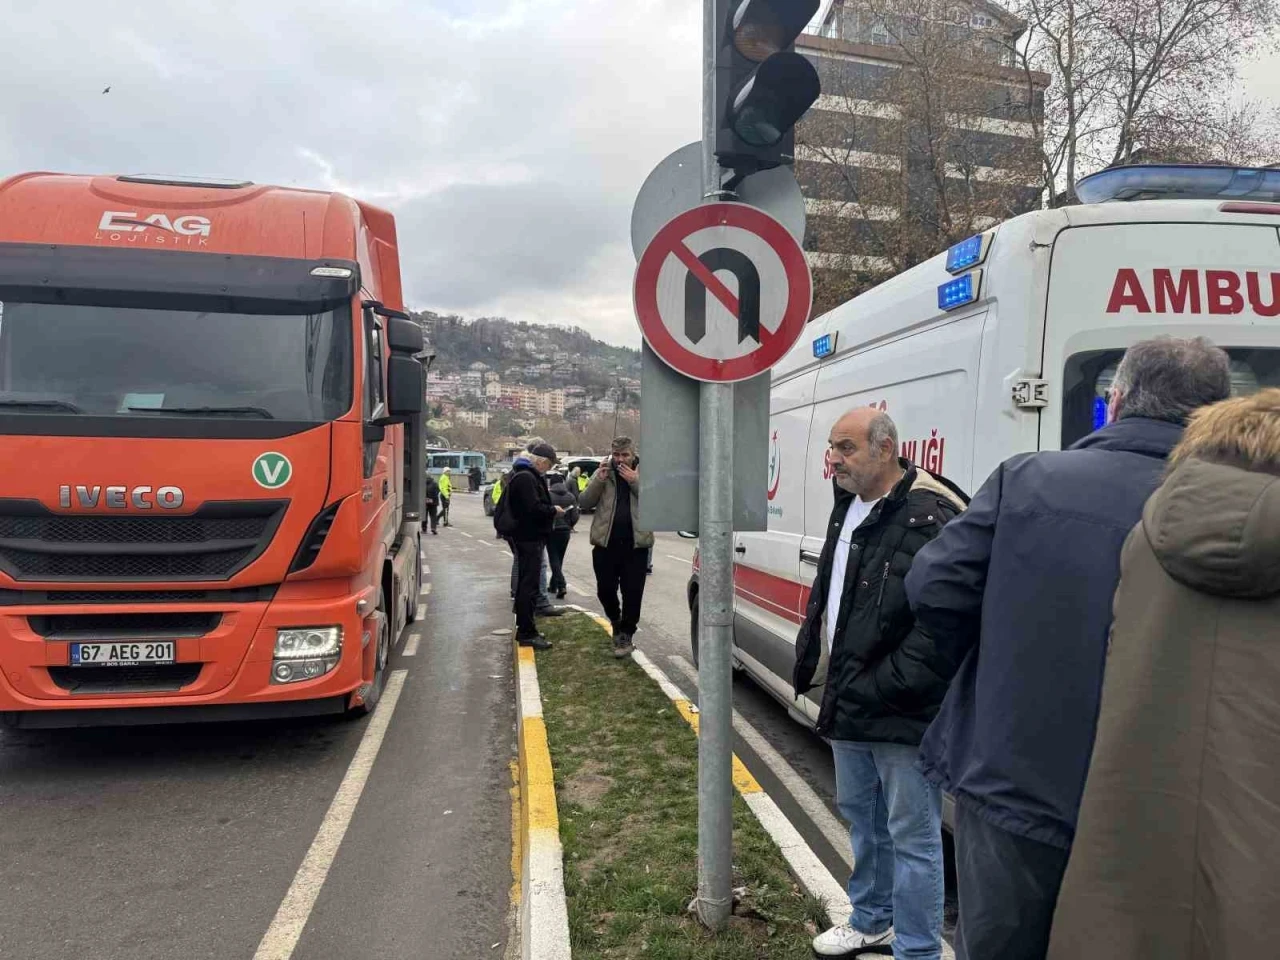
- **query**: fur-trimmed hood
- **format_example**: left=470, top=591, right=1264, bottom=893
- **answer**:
left=1144, top=457, right=1280, bottom=599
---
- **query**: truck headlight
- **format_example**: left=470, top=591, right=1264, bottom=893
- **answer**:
left=272, top=626, right=342, bottom=684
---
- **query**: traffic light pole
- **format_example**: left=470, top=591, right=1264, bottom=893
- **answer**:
left=694, top=0, right=736, bottom=933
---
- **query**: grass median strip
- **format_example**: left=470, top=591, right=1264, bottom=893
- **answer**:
left=535, top=613, right=828, bottom=959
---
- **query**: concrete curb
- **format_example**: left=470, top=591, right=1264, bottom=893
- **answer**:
left=514, top=640, right=572, bottom=960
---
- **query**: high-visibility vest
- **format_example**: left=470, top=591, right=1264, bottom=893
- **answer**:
left=492, top=478, right=503, bottom=503
left=439, top=473, right=452, bottom=497
left=577, top=474, right=588, bottom=493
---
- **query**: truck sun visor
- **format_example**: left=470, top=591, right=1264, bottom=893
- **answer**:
left=0, top=244, right=360, bottom=315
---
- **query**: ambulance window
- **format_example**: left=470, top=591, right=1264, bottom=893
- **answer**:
left=1061, top=347, right=1280, bottom=447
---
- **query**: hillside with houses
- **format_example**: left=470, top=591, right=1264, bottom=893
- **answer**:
left=414, top=311, right=641, bottom=458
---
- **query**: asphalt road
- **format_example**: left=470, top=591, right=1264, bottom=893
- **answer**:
left=0, top=526, right=516, bottom=960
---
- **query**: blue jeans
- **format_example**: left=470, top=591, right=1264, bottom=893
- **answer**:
left=831, top=740, right=944, bottom=960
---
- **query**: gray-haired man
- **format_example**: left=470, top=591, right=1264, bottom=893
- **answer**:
left=904, top=336, right=1233, bottom=959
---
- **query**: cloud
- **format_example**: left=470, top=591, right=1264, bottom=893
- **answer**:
left=0, top=0, right=703, bottom=345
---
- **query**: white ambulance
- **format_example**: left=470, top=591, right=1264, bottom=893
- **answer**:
left=687, top=165, right=1280, bottom=729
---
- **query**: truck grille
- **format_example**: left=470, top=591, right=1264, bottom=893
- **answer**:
left=28, top=612, right=221, bottom=640
left=47, top=664, right=204, bottom=694
left=0, top=500, right=287, bottom=583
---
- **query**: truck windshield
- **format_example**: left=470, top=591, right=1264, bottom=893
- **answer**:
left=0, top=300, right=352, bottom=421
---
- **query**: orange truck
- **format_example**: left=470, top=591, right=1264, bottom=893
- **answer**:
left=0, top=172, right=429, bottom=727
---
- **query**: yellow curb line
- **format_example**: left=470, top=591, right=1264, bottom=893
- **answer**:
left=514, top=641, right=571, bottom=960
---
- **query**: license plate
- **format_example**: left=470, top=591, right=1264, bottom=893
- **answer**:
left=69, top=641, right=176, bottom=666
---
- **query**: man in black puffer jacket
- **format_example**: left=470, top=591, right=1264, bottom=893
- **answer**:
left=795, top=407, right=966, bottom=960
left=504, top=442, right=565, bottom=650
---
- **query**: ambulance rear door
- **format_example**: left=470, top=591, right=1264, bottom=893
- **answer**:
left=1043, top=220, right=1280, bottom=449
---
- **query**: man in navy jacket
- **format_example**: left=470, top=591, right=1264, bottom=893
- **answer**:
left=901, top=337, right=1231, bottom=960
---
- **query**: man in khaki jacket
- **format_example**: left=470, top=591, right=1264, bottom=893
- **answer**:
left=1049, top=388, right=1280, bottom=960
left=579, top=436, right=655, bottom=658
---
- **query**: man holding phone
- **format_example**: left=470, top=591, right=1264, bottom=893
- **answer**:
left=579, top=436, right=653, bottom=658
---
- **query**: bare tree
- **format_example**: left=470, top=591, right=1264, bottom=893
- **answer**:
left=1009, top=0, right=1280, bottom=202
left=798, top=0, right=1043, bottom=313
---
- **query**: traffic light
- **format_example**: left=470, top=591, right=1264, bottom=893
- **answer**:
left=715, top=0, right=821, bottom=175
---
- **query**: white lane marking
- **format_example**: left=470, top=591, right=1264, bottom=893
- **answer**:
left=667, top=655, right=853, bottom=872
left=422, top=564, right=430, bottom=575
left=475, top=540, right=492, bottom=549
left=743, top=790, right=849, bottom=927
left=631, top=649, right=693, bottom=704
left=665, top=555, right=692, bottom=565
left=566, top=582, right=591, bottom=598
left=460, top=531, right=474, bottom=539
left=252, top=670, right=409, bottom=960
left=420, top=583, right=432, bottom=597
left=403, top=634, right=421, bottom=657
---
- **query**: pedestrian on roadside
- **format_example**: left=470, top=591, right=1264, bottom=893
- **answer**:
left=902, top=336, right=1232, bottom=960
left=546, top=470, right=580, bottom=599
left=424, top=473, right=440, bottom=535
left=469, top=464, right=482, bottom=493
left=498, top=441, right=566, bottom=651
left=1047, top=388, right=1280, bottom=960
left=580, top=437, right=654, bottom=659
left=796, top=408, right=967, bottom=960
left=496, top=443, right=565, bottom=616
left=438, top=466, right=453, bottom=526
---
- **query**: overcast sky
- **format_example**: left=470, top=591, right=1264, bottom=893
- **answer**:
left=0, top=1, right=1276, bottom=347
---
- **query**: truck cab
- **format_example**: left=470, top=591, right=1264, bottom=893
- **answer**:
left=0, top=173, right=428, bottom=726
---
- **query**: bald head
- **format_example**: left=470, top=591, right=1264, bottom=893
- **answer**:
left=828, top=407, right=901, bottom=498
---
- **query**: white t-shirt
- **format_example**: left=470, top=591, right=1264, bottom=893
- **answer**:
left=825, top=496, right=880, bottom=653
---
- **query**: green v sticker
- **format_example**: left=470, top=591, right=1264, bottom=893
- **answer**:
left=252, top=452, right=293, bottom=489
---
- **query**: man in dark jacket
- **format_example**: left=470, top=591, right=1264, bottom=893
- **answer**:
left=505, top=442, right=565, bottom=650
left=903, top=336, right=1232, bottom=960
left=424, top=474, right=440, bottom=535
left=545, top=471, right=580, bottom=599
left=795, top=408, right=966, bottom=960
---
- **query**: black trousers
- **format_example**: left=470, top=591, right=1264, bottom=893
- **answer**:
left=440, top=496, right=451, bottom=525
left=426, top=501, right=438, bottom=532
left=513, top=539, right=546, bottom=639
left=954, top=803, right=1070, bottom=960
left=547, top=530, right=571, bottom=593
left=592, top=542, right=648, bottom=635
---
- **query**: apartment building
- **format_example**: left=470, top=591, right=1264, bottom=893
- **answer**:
left=797, top=0, right=1048, bottom=312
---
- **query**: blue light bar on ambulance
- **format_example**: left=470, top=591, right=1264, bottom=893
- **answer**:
left=937, top=270, right=981, bottom=311
left=945, top=232, right=991, bottom=274
left=1075, top=164, right=1280, bottom=204
left=812, top=332, right=837, bottom=359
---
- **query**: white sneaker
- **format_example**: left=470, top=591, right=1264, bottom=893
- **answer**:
left=811, top=923, right=895, bottom=957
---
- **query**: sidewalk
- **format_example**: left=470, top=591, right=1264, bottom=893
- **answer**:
left=522, top=612, right=831, bottom=960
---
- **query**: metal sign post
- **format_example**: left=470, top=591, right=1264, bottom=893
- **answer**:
left=694, top=0, right=734, bottom=930
left=630, top=0, right=817, bottom=932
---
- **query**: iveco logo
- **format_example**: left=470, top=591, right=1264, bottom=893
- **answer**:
left=58, top=485, right=185, bottom=510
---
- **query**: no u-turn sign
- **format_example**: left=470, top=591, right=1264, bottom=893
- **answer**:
left=633, top=202, right=812, bottom=383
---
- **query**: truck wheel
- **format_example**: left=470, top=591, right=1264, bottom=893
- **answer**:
left=406, top=542, right=421, bottom=622
left=348, top=589, right=389, bottom=718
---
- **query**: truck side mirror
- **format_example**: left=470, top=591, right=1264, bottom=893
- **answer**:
left=385, top=355, right=424, bottom=418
